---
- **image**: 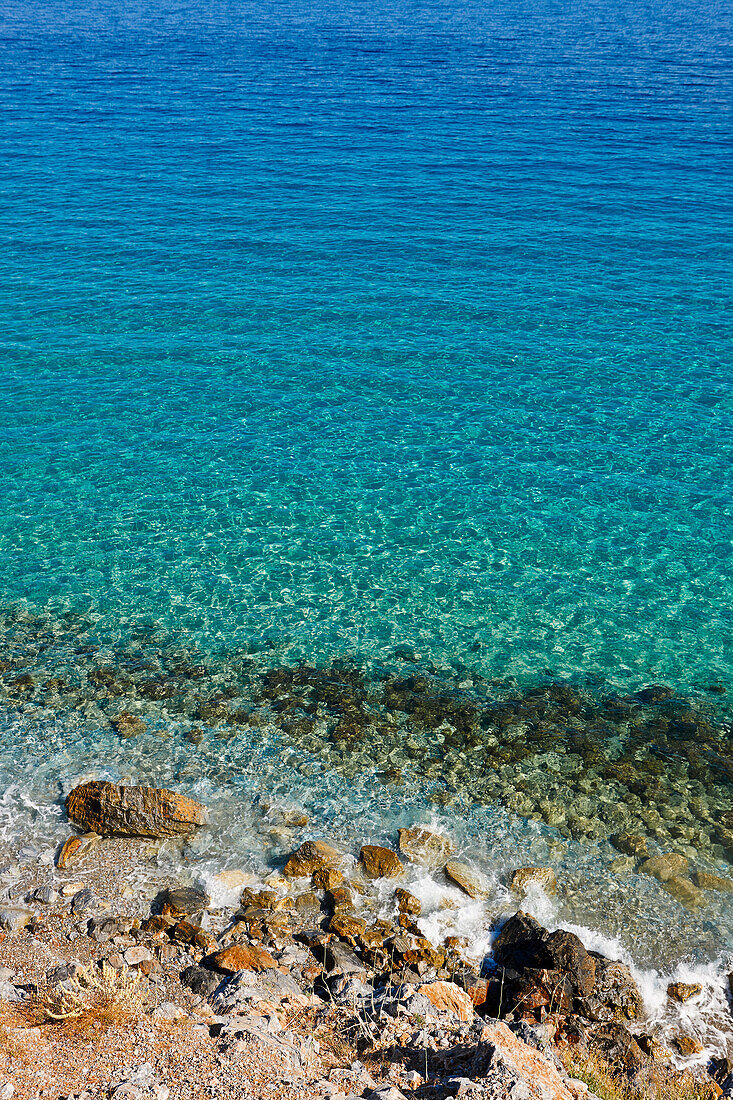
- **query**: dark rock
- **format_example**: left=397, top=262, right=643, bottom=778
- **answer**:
left=181, top=964, right=222, bottom=998
left=163, top=885, right=210, bottom=915
left=492, top=912, right=549, bottom=971
left=70, top=887, right=97, bottom=915
left=543, top=930, right=595, bottom=997
left=579, top=956, right=644, bottom=1021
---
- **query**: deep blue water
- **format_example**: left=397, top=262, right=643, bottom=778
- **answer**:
left=0, top=0, right=732, bottom=680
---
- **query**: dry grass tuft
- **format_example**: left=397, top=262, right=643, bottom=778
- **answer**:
left=559, top=1047, right=718, bottom=1100
left=27, top=962, right=147, bottom=1036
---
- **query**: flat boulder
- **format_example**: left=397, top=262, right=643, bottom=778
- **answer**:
left=445, top=859, right=489, bottom=899
left=209, top=944, right=277, bottom=973
left=638, top=852, right=688, bottom=883
left=65, top=780, right=208, bottom=838
left=398, top=827, right=454, bottom=867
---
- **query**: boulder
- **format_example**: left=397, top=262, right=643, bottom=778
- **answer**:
left=209, top=944, right=277, bottom=973
left=662, top=876, right=705, bottom=910
left=695, top=872, right=733, bottom=893
left=509, top=867, right=557, bottom=895
left=283, top=839, right=342, bottom=878
left=610, top=833, right=649, bottom=858
left=578, top=957, right=644, bottom=1021
left=398, top=827, right=454, bottom=867
left=492, top=912, right=549, bottom=970
left=445, top=860, right=489, bottom=899
left=419, top=980, right=474, bottom=1022
left=360, top=845, right=403, bottom=879
left=65, top=780, right=208, bottom=838
left=163, top=885, right=210, bottom=914
left=395, top=888, right=422, bottom=916
left=544, top=930, right=595, bottom=997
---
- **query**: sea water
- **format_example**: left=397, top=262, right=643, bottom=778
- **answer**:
left=0, top=0, right=732, bottom=1059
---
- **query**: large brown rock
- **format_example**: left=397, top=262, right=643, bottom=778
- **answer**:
left=65, top=780, right=208, bottom=838
left=360, top=845, right=403, bottom=879
left=509, top=866, right=557, bottom=895
left=283, top=839, right=342, bottom=877
left=445, top=859, right=489, bottom=899
left=638, top=852, right=688, bottom=882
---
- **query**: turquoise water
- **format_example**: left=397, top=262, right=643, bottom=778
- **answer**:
left=1, top=0, right=733, bottom=1002
left=1, top=0, right=731, bottom=685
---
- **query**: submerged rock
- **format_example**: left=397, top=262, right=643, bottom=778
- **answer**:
left=56, top=832, right=99, bottom=869
left=110, top=712, right=147, bottom=738
left=667, top=982, right=702, bottom=1004
left=638, top=852, right=689, bottom=882
left=65, top=780, right=208, bottom=838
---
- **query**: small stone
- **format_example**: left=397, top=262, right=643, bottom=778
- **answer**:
left=163, top=885, right=210, bottom=914
left=509, top=867, right=557, bottom=895
left=610, top=833, right=649, bottom=858
left=209, top=944, right=277, bottom=973
left=32, top=885, right=57, bottom=904
left=124, top=946, right=153, bottom=966
left=418, top=980, right=474, bottom=1022
left=359, top=845, right=403, bottom=879
left=444, top=860, right=489, bottom=899
left=70, top=887, right=98, bottom=914
left=398, top=827, right=454, bottom=867
left=152, top=1001, right=185, bottom=1020
left=180, top=964, right=221, bottom=997
left=56, top=833, right=100, bottom=870
left=59, top=882, right=86, bottom=897
left=667, top=982, right=702, bottom=1004
left=0, top=1083, right=14, bottom=1099
left=638, top=852, right=689, bottom=882
left=329, top=912, right=367, bottom=945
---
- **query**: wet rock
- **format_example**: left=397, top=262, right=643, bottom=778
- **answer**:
left=578, top=957, right=644, bottom=1022
left=419, top=980, right=474, bottom=1022
left=162, top=885, right=210, bottom=914
left=544, top=930, right=595, bottom=997
left=283, top=840, right=343, bottom=878
left=56, top=833, right=99, bottom=870
left=667, top=982, right=702, bottom=1004
left=65, top=780, right=208, bottom=838
left=329, top=912, right=367, bottom=945
left=169, top=919, right=217, bottom=954
left=509, top=867, right=557, bottom=895
left=590, top=1022, right=648, bottom=1080
left=492, top=912, right=548, bottom=970
left=610, top=833, right=649, bottom=858
left=662, top=876, right=705, bottom=909
left=444, top=860, right=489, bottom=899
left=395, top=888, right=421, bottom=917
left=695, top=872, right=733, bottom=893
left=312, top=867, right=344, bottom=891
left=110, top=712, right=147, bottom=738
left=359, top=845, right=403, bottom=880
left=209, top=944, right=277, bottom=973
left=673, top=1035, right=704, bottom=1056
left=638, top=852, right=689, bottom=882
left=293, top=891, right=321, bottom=918
left=398, top=827, right=454, bottom=867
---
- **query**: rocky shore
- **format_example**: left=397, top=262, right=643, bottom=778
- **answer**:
left=0, top=782, right=731, bottom=1100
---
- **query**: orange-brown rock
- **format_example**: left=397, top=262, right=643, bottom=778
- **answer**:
left=419, top=980, right=474, bottom=1022
left=65, top=780, right=208, bottom=838
left=110, top=712, right=147, bottom=738
left=510, top=866, right=557, bottom=895
left=283, top=839, right=342, bottom=877
left=56, top=833, right=99, bottom=869
left=169, top=919, right=217, bottom=954
left=329, top=912, right=367, bottom=945
left=667, top=982, right=702, bottom=1004
left=313, top=867, right=344, bottom=891
left=478, top=1021, right=579, bottom=1099
left=359, top=844, right=403, bottom=879
left=395, top=887, right=422, bottom=916
left=398, top=827, right=454, bottom=867
left=444, top=859, right=489, bottom=899
left=209, top=944, right=277, bottom=973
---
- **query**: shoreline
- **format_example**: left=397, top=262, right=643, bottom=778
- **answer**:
left=0, top=793, right=731, bottom=1099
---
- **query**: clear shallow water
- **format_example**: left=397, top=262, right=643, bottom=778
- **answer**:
left=1, top=0, right=733, bottom=1042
